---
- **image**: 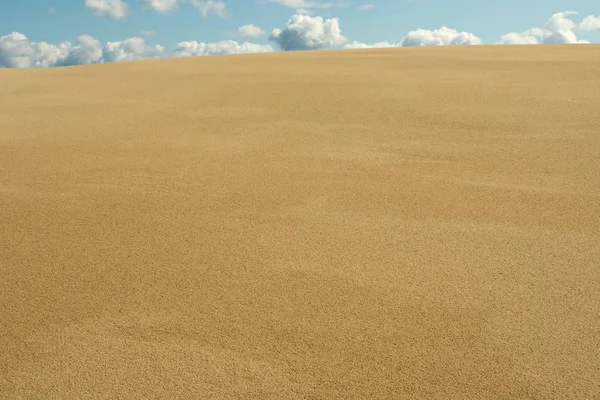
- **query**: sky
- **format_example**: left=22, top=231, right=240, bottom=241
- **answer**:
left=1, top=0, right=599, bottom=67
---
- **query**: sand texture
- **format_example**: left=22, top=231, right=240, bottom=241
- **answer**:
left=1, top=45, right=599, bottom=399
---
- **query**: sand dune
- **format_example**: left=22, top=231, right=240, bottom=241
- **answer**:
left=1, top=45, right=599, bottom=399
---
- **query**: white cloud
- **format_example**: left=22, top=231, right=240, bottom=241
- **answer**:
left=498, top=32, right=538, bottom=45
left=269, top=13, right=347, bottom=51
left=498, top=11, right=589, bottom=44
left=348, top=10, right=596, bottom=50
left=344, top=41, right=395, bottom=49
left=141, top=30, right=157, bottom=36
left=141, top=0, right=178, bottom=12
left=579, top=15, right=600, bottom=31
left=0, top=32, right=71, bottom=68
left=261, top=0, right=346, bottom=15
left=359, top=4, right=374, bottom=10
left=0, top=33, right=274, bottom=68
left=85, top=0, right=128, bottom=20
left=174, top=40, right=273, bottom=56
left=546, top=11, right=578, bottom=31
left=401, top=27, right=483, bottom=46
left=61, top=34, right=104, bottom=65
left=262, top=0, right=347, bottom=9
left=237, top=24, right=265, bottom=37
left=103, top=37, right=164, bottom=62
left=345, top=26, right=481, bottom=48
left=295, top=8, right=313, bottom=15
left=142, top=0, right=233, bottom=16
left=190, top=0, right=227, bottom=18
left=0, top=32, right=163, bottom=68
left=4, top=9, right=597, bottom=69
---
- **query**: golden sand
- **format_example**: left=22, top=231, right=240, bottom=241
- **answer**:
left=1, top=45, right=599, bottom=399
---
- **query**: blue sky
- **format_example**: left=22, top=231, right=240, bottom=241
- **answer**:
left=1, top=0, right=599, bottom=67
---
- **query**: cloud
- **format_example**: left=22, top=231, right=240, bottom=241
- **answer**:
left=237, top=24, right=265, bottom=38
left=190, top=0, right=227, bottom=18
left=345, top=11, right=598, bottom=49
left=498, top=11, right=589, bottom=44
left=103, top=37, right=164, bottom=62
left=344, top=27, right=481, bottom=49
left=579, top=15, right=600, bottom=31
left=60, top=34, right=104, bottom=65
left=262, top=0, right=347, bottom=9
left=344, top=41, right=395, bottom=49
left=0, top=32, right=272, bottom=68
left=0, top=32, right=163, bottom=68
left=4, top=9, right=597, bottom=69
left=142, top=0, right=233, bottom=17
left=269, top=13, right=347, bottom=51
left=174, top=40, right=273, bottom=56
left=85, top=0, right=128, bottom=20
left=359, top=4, right=374, bottom=10
left=141, top=30, right=157, bottom=36
left=141, top=0, right=178, bottom=12
left=546, top=10, right=578, bottom=31
left=401, top=27, right=482, bottom=46
left=296, top=8, right=312, bottom=14
left=0, top=32, right=71, bottom=68
left=346, top=11, right=597, bottom=50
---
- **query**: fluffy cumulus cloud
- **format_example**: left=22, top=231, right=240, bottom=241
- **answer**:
left=0, top=32, right=163, bottom=68
left=0, top=32, right=70, bottom=68
left=579, top=15, right=600, bottom=31
left=85, top=0, right=128, bottom=20
left=142, top=0, right=179, bottom=13
left=269, top=13, right=347, bottom=50
left=190, top=0, right=227, bottom=18
left=60, top=35, right=105, bottom=65
left=0, top=32, right=273, bottom=68
left=344, top=27, right=481, bottom=49
left=174, top=40, right=273, bottom=56
left=237, top=24, right=265, bottom=37
left=345, top=11, right=599, bottom=49
left=401, top=27, right=482, bottom=46
left=4, top=9, right=599, bottom=69
left=498, top=11, right=589, bottom=44
left=103, top=37, right=165, bottom=62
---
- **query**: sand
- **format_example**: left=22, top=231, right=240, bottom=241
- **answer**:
left=1, top=44, right=599, bottom=399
